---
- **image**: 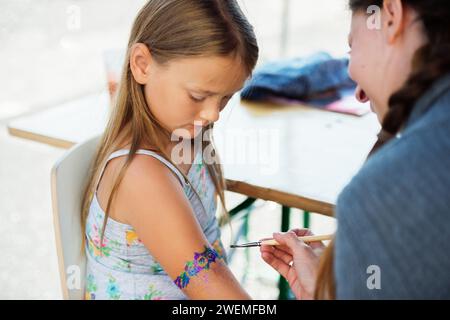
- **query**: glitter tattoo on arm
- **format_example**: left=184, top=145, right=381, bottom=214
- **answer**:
left=174, top=246, right=219, bottom=289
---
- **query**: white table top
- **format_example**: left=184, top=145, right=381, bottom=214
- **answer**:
left=215, top=98, right=380, bottom=205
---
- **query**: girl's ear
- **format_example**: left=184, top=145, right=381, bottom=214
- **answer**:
left=130, top=43, right=153, bottom=85
left=382, top=0, right=404, bottom=44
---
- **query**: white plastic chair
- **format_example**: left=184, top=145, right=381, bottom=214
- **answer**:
left=51, top=135, right=101, bottom=300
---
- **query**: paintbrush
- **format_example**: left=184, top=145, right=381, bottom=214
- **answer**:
left=230, top=234, right=333, bottom=248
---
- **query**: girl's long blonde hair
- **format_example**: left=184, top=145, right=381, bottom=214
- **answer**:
left=81, top=0, right=258, bottom=246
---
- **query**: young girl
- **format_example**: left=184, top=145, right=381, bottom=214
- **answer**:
left=81, top=0, right=258, bottom=300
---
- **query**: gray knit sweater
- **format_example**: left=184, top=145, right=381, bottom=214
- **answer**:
left=335, top=74, right=450, bottom=299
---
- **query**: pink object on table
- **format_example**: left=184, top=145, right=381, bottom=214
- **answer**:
left=324, top=94, right=371, bottom=116
left=256, top=94, right=372, bottom=117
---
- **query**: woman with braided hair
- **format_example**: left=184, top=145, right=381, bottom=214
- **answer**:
left=260, top=0, right=450, bottom=299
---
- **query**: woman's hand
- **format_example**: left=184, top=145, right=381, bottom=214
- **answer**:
left=259, top=228, right=325, bottom=300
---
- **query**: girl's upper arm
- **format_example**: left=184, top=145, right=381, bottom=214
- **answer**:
left=119, top=155, right=250, bottom=300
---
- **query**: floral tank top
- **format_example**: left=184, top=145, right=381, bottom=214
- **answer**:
left=84, top=149, right=227, bottom=300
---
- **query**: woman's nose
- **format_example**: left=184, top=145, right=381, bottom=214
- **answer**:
left=355, top=85, right=370, bottom=103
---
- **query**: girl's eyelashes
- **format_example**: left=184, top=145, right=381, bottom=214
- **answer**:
left=190, top=94, right=206, bottom=102
left=190, top=93, right=233, bottom=103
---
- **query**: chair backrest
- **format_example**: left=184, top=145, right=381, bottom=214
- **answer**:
left=51, top=135, right=101, bottom=300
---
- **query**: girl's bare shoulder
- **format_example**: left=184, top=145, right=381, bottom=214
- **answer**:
left=97, top=150, right=184, bottom=225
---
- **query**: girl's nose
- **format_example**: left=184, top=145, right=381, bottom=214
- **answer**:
left=199, top=105, right=220, bottom=123
left=355, top=85, right=370, bottom=103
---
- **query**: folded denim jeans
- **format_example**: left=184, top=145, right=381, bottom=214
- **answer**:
left=241, top=52, right=356, bottom=107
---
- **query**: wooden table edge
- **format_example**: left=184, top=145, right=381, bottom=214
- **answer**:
left=7, top=126, right=76, bottom=149
left=226, top=179, right=335, bottom=217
